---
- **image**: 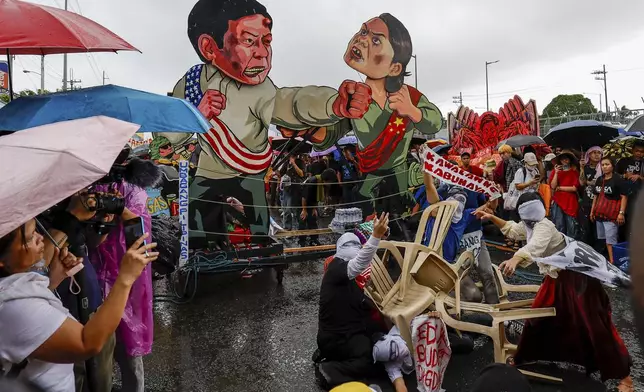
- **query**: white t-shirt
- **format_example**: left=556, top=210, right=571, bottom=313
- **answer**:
left=0, top=297, right=74, bottom=392
left=513, top=167, right=539, bottom=193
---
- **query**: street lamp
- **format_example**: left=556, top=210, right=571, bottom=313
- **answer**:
left=485, top=60, right=500, bottom=111
left=23, top=68, right=44, bottom=93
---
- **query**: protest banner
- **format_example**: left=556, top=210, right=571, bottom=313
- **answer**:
left=412, top=315, right=452, bottom=392
left=0, top=61, right=8, bottom=92
left=422, top=147, right=501, bottom=199
left=178, top=160, right=190, bottom=267
left=533, top=236, right=631, bottom=288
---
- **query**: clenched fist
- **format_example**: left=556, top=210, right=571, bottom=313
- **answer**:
left=198, top=90, right=227, bottom=120
left=389, top=85, right=421, bottom=122
left=332, top=80, right=372, bottom=119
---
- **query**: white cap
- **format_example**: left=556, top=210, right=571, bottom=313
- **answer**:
left=523, top=152, right=538, bottom=166
left=543, top=153, right=556, bottom=162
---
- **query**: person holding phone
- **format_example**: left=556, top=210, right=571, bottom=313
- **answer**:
left=0, top=219, right=158, bottom=392
left=549, top=151, right=581, bottom=239
left=88, top=149, right=161, bottom=392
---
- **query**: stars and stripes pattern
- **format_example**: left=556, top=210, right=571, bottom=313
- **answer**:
left=184, top=64, right=272, bottom=175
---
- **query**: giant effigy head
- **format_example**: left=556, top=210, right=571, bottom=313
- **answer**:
left=188, top=0, right=273, bottom=85
left=344, top=14, right=412, bottom=94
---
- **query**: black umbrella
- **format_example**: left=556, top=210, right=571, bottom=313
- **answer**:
left=496, top=135, right=545, bottom=149
left=544, top=120, right=619, bottom=149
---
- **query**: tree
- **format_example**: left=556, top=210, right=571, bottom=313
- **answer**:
left=0, top=88, right=52, bottom=103
left=542, top=94, right=598, bottom=118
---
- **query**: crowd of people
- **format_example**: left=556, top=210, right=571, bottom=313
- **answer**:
left=310, top=138, right=642, bottom=392
left=0, top=146, right=159, bottom=392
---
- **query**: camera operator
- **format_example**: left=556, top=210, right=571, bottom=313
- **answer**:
left=42, top=191, right=120, bottom=392
left=0, top=218, right=158, bottom=392
left=87, top=147, right=161, bottom=392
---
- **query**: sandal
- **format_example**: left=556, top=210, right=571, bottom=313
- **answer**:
left=617, top=377, right=634, bottom=392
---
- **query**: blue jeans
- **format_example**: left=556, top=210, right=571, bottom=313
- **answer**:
left=282, top=191, right=298, bottom=231
left=550, top=203, right=580, bottom=239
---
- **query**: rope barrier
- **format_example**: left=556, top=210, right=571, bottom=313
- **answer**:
left=189, top=188, right=418, bottom=209
left=194, top=164, right=416, bottom=185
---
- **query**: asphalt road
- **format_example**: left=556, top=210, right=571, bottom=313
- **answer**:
left=139, top=247, right=642, bottom=392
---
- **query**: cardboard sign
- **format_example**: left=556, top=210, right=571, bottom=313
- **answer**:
left=178, top=160, right=190, bottom=266
left=412, top=315, right=452, bottom=392
left=533, top=236, right=631, bottom=288
left=459, top=230, right=482, bottom=265
left=423, top=147, right=501, bottom=199
left=145, top=187, right=170, bottom=217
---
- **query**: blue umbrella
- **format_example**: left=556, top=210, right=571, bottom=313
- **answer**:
left=433, top=144, right=452, bottom=155
left=0, top=85, right=210, bottom=134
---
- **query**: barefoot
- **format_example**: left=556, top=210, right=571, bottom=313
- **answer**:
left=617, top=376, right=634, bottom=392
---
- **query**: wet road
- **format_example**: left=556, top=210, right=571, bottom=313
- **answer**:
left=142, top=247, right=642, bottom=392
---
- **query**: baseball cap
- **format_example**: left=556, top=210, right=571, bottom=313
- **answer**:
left=523, top=152, right=538, bottom=166
left=543, top=153, right=556, bottom=162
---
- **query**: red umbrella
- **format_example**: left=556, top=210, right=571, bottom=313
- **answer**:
left=0, top=0, right=138, bottom=97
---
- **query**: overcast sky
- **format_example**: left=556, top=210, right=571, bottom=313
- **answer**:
left=11, top=0, right=644, bottom=119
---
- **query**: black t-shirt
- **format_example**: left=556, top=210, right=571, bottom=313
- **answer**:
left=582, top=165, right=598, bottom=203
left=318, top=258, right=371, bottom=335
left=308, top=160, right=327, bottom=176
left=340, top=159, right=358, bottom=182
left=285, top=158, right=305, bottom=200
left=593, top=175, right=627, bottom=201
left=301, top=176, right=319, bottom=207
left=616, top=157, right=642, bottom=197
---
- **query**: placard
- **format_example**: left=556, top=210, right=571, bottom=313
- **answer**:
left=422, top=147, right=501, bottom=199
left=412, top=315, right=451, bottom=392
left=178, top=160, right=190, bottom=267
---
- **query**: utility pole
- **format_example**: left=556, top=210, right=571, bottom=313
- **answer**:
left=102, top=71, right=109, bottom=86
left=591, top=64, right=609, bottom=114
left=68, top=68, right=82, bottom=90
left=411, top=54, right=418, bottom=88
left=62, top=0, right=68, bottom=91
left=485, top=60, right=500, bottom=112
left=40, top=55, right=45, bottom=93
left=452, top=92, right=463, bottom=106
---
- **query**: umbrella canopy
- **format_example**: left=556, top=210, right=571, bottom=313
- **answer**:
left=0, top=85, right=210, bottom=134
left=0, top=116, right=140, bottom=237
left=311, top=145, right=337, bottom=157
left=433, top=144, right=452, bottom=155
left=544, top=120, right=619, bottom=150
left=337, top=135, right=357, bottom=145
left=497, top=135, right=545, bottom=149
left=603, top=136, right=643, bottom=160
left=625, top=114, right=644, bottom=133
left=0, top=0, right=138, bottom=55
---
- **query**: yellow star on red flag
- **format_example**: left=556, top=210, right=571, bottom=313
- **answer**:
left=394, top=117, right=404, bottom=127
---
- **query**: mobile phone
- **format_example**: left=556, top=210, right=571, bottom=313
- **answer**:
left=123, top=217, right=146, bottom=249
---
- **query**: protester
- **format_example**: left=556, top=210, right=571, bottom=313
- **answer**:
left=617, top=139, right=644, bottom=239
left=338, top=147, right=360, bottom=206
left=494, top=145, right=522, bottom=193
left=300, top=169, right=338, bottom=247
left=89, top=152, right=161, bottom=392
left=470, top=363, right=531, bottom=392
left=0, top=220, right=157, bottom=392
left=591, top=158, right=628, bottom=263
left=579, top=147, right=603, bottom=246
left=543, top=153, right=556, bottom=181
left=476, top=193, right=633, bottom=391
left=512, top=153, right=541, bottom=196
left=315, top=214, right=389, bottom=389
left=631, top=192, right=644, bottom=353
left=460, top=152, right=484, bottom=177
left=549, top=151, right=581, bottom=239
left=282, top=156, right=306, bottom=231
left=371, top=326, right=413, bottom=392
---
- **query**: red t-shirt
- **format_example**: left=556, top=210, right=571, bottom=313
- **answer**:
left=549, top=169, right=580, bottom=217
left=463, top=165, right=484, bottom=178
